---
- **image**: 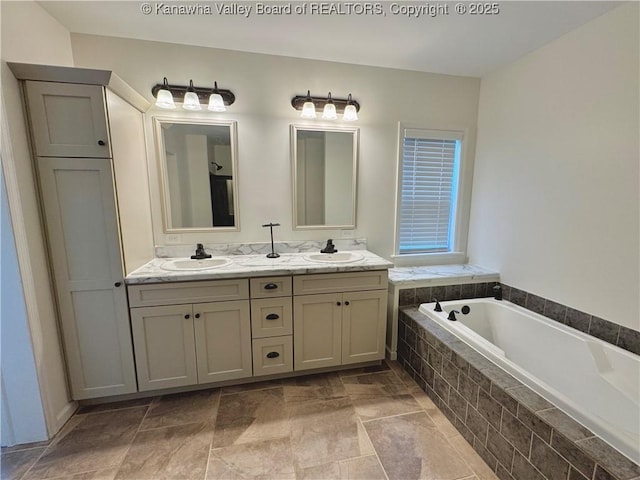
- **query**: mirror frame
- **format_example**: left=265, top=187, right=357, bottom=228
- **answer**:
left=291, top=124, right=359, bottom=230
left=154, top=116, right=240, bottom=233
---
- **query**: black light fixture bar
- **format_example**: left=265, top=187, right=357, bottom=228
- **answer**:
left=291, top=93, right=360, bottom=113
left=151, top=81, right=236, bottom=106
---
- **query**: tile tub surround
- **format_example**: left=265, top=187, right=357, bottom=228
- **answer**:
left=126, top=249, right=393, bottom=284
left=397, top=307, right=640, bottom=480
left=2, top=361, right=500, bottom=480
left=386, top=264, right=501, bottom=359
left=498, top=284, right=640, bottom=357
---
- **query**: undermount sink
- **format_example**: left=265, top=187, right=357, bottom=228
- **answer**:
left=160, top=257, right=232, bottom=271
left=304, top=252, right=364, bottom=263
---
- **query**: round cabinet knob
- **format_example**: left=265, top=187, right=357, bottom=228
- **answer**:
left=337, top=301, right=342, bottom=306
left=98, top=140, right=106, bottom=146
left=195, top=313, right=201, bottom=319
left=114, top=282, right=122, bottom=287
left=184, top=314, right=190, bottom=319
left=345, top=301, right=350, bottom=306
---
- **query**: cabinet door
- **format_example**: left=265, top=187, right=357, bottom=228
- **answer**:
left=131, top=305, right=197, bottom=391
left=25, top=81, right=110, bottom=158
left=342, top=290, right=387, bottom=364
left=293, top=294, right=342, bottom=371
left=37, top=157, right=136, bottom=399
left=193, top=300, right=252, bottom=383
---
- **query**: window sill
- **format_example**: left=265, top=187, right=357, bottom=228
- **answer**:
left=391, top=251, right=467, bottom=267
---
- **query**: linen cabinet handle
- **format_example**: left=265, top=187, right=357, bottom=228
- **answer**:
left=264, top=283, right=278, bottom=290
left=266, top=351, right=280, bottom=359
left=266, top=313, right=280, bottom=320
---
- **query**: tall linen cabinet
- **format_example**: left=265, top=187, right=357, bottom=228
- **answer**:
left=10, top=63, right=154, bottom=400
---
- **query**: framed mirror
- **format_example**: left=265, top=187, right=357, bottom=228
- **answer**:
left=154, top=117, right=239, bottom=232
left=291, top=124, right=358, bottom=229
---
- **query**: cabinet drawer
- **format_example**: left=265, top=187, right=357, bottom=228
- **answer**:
left=293, top=271, right=388, bottom=295
left=128, top=279, right=249, bottom=307
left=252, top=336, right=293, bottom=377
left=250, top=276, right=292, bottom=298
left=251, top=297, right=293, bottom=338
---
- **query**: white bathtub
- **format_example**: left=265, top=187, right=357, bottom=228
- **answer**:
left=418, top=298, right=640, bottom=464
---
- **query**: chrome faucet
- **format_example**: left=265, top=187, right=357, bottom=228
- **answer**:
left=320, top=239, right=337, bottom=253
left=191, top=243, right=211, bottom=260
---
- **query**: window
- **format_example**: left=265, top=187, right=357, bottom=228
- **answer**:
left=396, top=128, right=464, bottom=256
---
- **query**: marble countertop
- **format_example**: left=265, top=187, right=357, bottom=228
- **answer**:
left=389, top=264, right=499, bottom=287
left=125, top=250, right=394, bottom=285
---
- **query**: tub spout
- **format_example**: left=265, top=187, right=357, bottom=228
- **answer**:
left=493, top=284, right=503, bottom=301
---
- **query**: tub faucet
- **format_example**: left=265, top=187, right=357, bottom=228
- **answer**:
left=433, top=299, right=443, bottom=312
left=320, top=239, right=337, bottom=253
left=447, top=310, right=460, bottom=321
left=493, top=284, right=503, bottom=301
left=191, top=243, right=211, bottom=260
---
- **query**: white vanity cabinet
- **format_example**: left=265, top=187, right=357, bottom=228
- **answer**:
left=128, top=280, right=253, bottom=391
left=293, top=271, right=388, bottom=371
left=249, top=276, right=294, bottom=376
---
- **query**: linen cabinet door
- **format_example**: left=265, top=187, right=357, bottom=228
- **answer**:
left=37, top=157, right=136, bottom=399
left=130, top=305, right=197, bottom=391
left=25, top=81, right=110, bottom=158
left=193, top=300, right=252, bottom=383
left=293, top=293, right=342, bottom=371
left=342, top=290, right=387, bottom=364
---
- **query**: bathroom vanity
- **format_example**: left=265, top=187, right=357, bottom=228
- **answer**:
left=125, top=250, right=392, bottom=394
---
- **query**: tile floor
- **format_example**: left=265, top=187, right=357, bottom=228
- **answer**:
left=1, top=361, right=499, bottom=480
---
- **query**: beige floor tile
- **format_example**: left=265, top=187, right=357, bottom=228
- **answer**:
left=140, top=389, right=219, bottom=431
left=289, top=397, right=373, bottom=470
left=220, top=380, right=283, bottom=396
left=213, top=387, right=289, bottom=448
left=1, top=447, right=46, bottom=480
left=115, top=422, right=212, bottom=480
left=283, top=372, right=347, bottom=405
left=207, top=436, right=295, bottom=480
left=337, top=362, right=392, bottom=378
left=24, top=408, right=146, bottom=479
left=364, top=411, right=473, bottom=480
left=76, top=398, right=153, bottom=415
left=297, top=455, right=387, bottom=480
left=351, top=393, right=423, bottom=421
left=449, top=434, right=499, bottom=480
left=44, top=467, right=119, bottom=480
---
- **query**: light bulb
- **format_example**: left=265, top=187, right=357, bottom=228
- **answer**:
left=155, top=89, right=176, bottom=109
left=208, top=93, right=226, bottom=112
left=301, top=100, right=316, bottom=118
left=322, top=102, right=337, bottom=120
left=343, top=104, right=358, bottom=121
left=183, top=91, right=201, bottom=110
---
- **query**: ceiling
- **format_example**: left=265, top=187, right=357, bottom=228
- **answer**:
left=38, top=1, right=620, bottom=77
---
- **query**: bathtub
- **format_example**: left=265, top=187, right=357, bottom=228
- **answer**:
left=418, top=298, right=640, bottom=464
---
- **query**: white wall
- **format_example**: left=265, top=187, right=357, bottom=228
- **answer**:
left=0, top=0, right=76, bottom=444
left=468, top=4, right=639, bottom=330
left=70, top=35, right=481, bottom=258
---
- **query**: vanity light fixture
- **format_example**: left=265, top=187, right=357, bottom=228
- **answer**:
left=151, top=78, right=236, bottom=111
left=291, top=91, right=360, bottom=121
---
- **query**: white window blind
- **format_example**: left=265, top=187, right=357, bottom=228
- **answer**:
left=398, top=129, right=462, bottom=254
